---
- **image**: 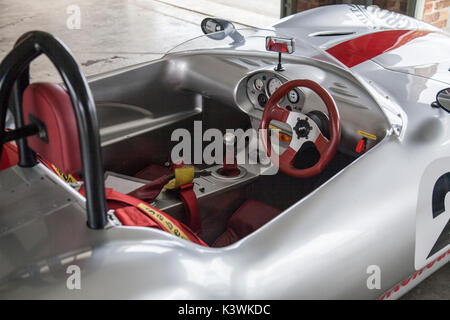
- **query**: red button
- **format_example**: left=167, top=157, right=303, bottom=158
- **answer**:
left=356, top=138, right=366, bottom=153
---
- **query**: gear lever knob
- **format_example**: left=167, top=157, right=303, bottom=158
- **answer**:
left=224, top=132, right=236, bottom=165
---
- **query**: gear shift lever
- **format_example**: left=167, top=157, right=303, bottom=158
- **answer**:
left=217, top=132, right=241, bottom=177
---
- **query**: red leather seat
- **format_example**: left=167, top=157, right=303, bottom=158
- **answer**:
left=213, top=199, right=281, bottom=247
left=21, top=83, right=280, bottom=247
left=22, top=83, right=81, bottom=173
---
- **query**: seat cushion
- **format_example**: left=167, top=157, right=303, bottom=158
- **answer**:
left=213, top=199, right=281, bottom=247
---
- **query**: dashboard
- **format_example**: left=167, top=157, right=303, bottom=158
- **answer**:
left=235, top=64, right=389, bottom=155
left=246, top=71, right=305, bottom=112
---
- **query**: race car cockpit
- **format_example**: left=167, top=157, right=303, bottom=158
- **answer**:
left=0, top=29, right=391, bottom=248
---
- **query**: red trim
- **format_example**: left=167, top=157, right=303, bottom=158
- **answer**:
left=326, top=30, right=433, bottom=68
left=0, top=142, right=19, bottom=170
left=378, top=249, right=450, bottom=300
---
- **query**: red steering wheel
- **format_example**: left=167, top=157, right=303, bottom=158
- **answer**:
left=260, top=79, right=341, bottom=178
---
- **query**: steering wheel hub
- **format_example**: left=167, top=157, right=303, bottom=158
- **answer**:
left=293, top=118, right=313, bottom=139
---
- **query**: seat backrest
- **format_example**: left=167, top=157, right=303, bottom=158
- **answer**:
left=22, top=83, right=81, bottom=173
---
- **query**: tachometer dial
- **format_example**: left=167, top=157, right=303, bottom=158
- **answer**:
left=267, top=78, right=282, bottom=96
left=254, top=78, right=264, bottom=91
left=288, top=89, right=299, bottom=104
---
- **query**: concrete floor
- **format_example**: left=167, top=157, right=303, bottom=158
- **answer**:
left=0, top=0, right=232, bottom=81
left=0, top=0, right=448, bottom=300
left=402, top=263, right=450, bottom=300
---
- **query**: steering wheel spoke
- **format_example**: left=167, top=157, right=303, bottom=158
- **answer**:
left=270, top=104, right=290, bottom=122
left=278, top=146, right=297, bottom=168
left=314, top=132, right=330, bottom=156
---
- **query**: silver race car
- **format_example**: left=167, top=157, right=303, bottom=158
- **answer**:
left=0, top=4, right=449, bottom=299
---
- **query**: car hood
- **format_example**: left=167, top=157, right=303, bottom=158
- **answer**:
left=273, top=4, right=450, bottom=84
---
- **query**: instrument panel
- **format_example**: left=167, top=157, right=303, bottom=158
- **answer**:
left=246, top=71, right=305, bottom=112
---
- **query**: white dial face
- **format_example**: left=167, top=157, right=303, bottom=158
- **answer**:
left=267, top=78, right=282, bottom=96
left=254, top=78, right=264, bottom=91
left=288, top=89, right=299, bottom=104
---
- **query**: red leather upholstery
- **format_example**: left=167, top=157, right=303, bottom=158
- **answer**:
left=23, top=83, right=81, bottom=173
left=213, top=199, right=281, bottom=247
left=0, top=142, right=19, bottom=170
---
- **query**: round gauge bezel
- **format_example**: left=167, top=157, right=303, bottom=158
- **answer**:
left=254, top=78, right=264, bottom=91
left=267, top=77, right=283, bottom=97
left=288, top=89, right=300, bottom=104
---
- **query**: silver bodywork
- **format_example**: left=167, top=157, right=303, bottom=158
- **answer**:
left=1, top=5, right=449, bottom=299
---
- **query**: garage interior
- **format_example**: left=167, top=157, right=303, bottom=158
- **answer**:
left=0, top=0, right=448, bottom=299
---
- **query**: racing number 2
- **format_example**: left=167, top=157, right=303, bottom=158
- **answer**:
left=429, top=172, right=450, bottom=258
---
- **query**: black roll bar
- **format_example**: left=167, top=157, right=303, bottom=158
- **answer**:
left=0, top=31, right=107, bottom=229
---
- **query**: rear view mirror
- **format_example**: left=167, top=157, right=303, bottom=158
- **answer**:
left=201, top=18, right=236, bottom=40
left=265, top=36, right=295, bottom=54
left=436, top=88, right=450, bottom=113
left=265, top=37, right=295, bottom=71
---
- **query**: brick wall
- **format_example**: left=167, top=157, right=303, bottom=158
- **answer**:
left=422, top=0, right=449, bottom=29
left=372, top=0, right=408, bottom=13
left=296, top=0, right=341, bottom=12
left=295, top=0, right=449, bottom=29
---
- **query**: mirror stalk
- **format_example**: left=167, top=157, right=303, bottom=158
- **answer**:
left=275, top=52, right=284, bottom=72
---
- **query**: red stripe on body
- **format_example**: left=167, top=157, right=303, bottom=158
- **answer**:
left=326, top=30, right=432, bottom=68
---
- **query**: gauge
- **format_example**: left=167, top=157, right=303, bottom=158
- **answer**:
left=257, top=93, right=268, bottom=108
left=254, top=78, right=264, bottom=91
left=288, top=89, right=299, bottom=104
left=267, top=78, right=282, bottom=96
